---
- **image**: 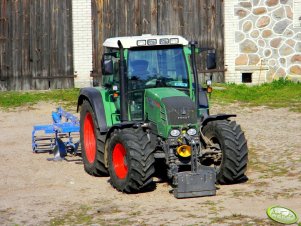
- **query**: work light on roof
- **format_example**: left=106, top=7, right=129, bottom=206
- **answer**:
left=137, top=40, right=146, bottom=46
left=147, top=39, right=157, bottom=45
left=170, top=38, right=179, bottom=44
left=160, top=38, right=170, bottom=45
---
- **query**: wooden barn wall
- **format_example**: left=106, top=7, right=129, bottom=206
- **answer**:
left=92, top=0, right=225, bottom=83
left=0, top=0, right=74, bottom=91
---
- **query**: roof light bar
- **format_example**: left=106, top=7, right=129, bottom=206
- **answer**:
left=136, top=38, right=181, bottom=47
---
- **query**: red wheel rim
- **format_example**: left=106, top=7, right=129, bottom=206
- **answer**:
left=112, top=143, right=128, bottom=179
left=83, top=112, right=96, bottom=163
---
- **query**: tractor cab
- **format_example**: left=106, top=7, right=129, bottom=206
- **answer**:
left=126, top=45, right=190, bottom=121
left=101, top=35, right=212, bottom=123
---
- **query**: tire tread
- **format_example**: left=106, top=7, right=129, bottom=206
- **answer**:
left=108, top=128, right=155, bottom=193
left=80, top=100, right=108, bottom=176
left=203, top=120, right=248, bottom=184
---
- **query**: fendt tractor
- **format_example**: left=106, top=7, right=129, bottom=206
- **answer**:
left=77, top=35, right=248, bottom=198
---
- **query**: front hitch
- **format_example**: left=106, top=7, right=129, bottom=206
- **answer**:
left=173, top=134, right=216, bottom=198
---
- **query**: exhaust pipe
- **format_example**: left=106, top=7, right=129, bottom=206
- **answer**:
left=190, top=41, right=199, bottom=108
left=118, top=40, right=128, bottom=122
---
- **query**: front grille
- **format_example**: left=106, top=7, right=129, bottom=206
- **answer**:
left=160, top=107, right=167, bottom=121
left=161, top=96, right=197, bottom=125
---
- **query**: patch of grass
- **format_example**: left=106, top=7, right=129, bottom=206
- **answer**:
left=210, top=213, right=283, bottom=225
left=211, top=79, right=301, bottom=112
left=271, top=188, right=299, bottom=199
left=247, top=148, right=292, bottom=181
left=230, top=189, right=266, bottom=199
left=113, top=218, right=136, bottom=225
left=250, top=181, right=269, bottom=187
left=183, top=213, right=199, bottom=218
left=203, top=200, right=216, bottom=206
left=0, top=89, right=79, bottom=109
left=129, top=210, right=142, bottom=216
left=2, top=79, right=300, bottom=112
left=48, top=204, right=137, bottom=226
left=49, top=205, right=92, bottom=226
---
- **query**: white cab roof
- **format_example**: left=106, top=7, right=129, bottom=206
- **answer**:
left=103, top=35, right=189, bottom=49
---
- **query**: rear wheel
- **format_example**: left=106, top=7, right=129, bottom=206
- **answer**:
left=80, top=100, right=107, bottom=176
left=108, top=128, right=155, bottom=193
left=202, top=120, right=248, bottom=184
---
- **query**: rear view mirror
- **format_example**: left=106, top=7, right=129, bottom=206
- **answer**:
left=101, top=57, right=113, bottom=75
left=207, top=51, right=216, bottom=70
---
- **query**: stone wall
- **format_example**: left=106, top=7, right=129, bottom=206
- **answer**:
left=225, top=0, right=301, bottom=83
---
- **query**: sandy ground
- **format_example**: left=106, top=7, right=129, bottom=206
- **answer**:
left=0, top=102, right=301, bottom=226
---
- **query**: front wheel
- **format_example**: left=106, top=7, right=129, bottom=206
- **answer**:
left=201, top=120, right=248, bottom=184
left=108, top=128, right=155, bottom=193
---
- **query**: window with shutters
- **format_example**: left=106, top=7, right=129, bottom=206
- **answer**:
left=293, top=0, right=301, bottom=28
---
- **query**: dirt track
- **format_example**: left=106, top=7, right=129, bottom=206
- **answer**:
left=0, top=102, right=301, bottom=225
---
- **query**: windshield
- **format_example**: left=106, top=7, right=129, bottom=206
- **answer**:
left=127, top=46, right=189, bottom=90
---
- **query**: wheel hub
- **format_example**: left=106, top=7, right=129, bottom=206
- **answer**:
left=112, top=143, right=128, bottom=179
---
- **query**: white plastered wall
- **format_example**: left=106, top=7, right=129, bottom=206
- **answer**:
left=224, top=0, right=241, bottom=83
left=72, top=0, right=93, bottom=88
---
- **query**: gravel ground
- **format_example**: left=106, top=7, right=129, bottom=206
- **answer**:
left=0, top=102, right=300, bottom=225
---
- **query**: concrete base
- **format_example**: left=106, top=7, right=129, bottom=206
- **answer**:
left=287, top=74, right=301, bottom=83
left=235, top=65, right=269, bottom=84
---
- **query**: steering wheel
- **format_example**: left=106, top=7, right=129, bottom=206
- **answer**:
left=145, top=75, right=173, bottom=87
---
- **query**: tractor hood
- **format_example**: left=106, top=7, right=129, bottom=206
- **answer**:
left=144, top=88, right=198, bottom=138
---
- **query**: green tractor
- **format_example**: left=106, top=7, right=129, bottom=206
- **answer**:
left=77, top=35, right=248, bottom=198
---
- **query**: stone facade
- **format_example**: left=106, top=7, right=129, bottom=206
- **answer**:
left=72, top=0, right=93, bottom=88
left=225, top=0, right=301, bottom=83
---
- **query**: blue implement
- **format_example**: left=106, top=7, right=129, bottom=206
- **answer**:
left=32, top=107, right=80, bottom=160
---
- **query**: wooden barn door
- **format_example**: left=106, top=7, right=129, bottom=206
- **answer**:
left=91, top=0, right=225, bottom=84
left=0, top=0, right=74, bottom=91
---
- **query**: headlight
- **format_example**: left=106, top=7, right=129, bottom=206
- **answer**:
left=187, top=128, right=197, bottom=136
left=206, top=79, right=212, bottom=86
left=170, top=129, right=181, bottom=137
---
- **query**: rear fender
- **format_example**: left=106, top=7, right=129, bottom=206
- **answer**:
left=77, top=87, right=108, bottom=133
